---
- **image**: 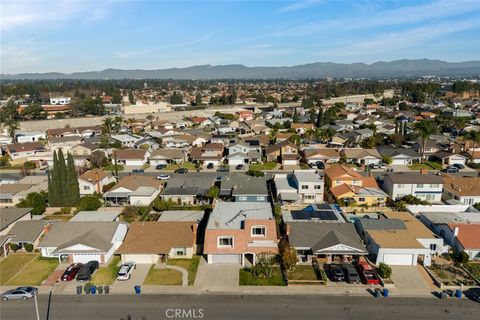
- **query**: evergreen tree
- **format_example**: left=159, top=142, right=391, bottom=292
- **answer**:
left=57, top=149, right=68, bottom=204
left=292, top=109, right=299, bottom=123
left=309, top=106, right=316, bottom=124
left=316, top=107, right=324, bottom=127
left=67, top=153, right=80, bottom=206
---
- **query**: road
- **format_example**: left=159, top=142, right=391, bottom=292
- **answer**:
left=1, top=294, right=478, bottom=320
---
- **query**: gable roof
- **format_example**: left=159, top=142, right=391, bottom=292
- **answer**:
left=6, top=220, right=47, bottom=243
left=116, top=222, right=195, bottom=254
left=113, top=149, right=147, bottom=160
left=449, top=224, right=480, bottom=249
left=265, top=140, right=297, bottom=155
left=325, top=165, right=363, bottom=180
left=342, top=148, right=381, bottom=159
left=6, top=142, right=44, bottom=153
left=303, top=148, right=340, bottom=159
left=0, top=208, right=31, bottom=231
left=79, top=169, right=110, bottom=182
left=443, top=175, right=480, bottom=197
left=385, top=172, right=444, bottom=184
left=110, top=175, right=162, bottom=192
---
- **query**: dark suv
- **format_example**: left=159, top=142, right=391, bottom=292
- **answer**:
left=329, top=264, right=345, bottom=282
left=175, top=168, right=188, bottom=174
left=343, top=264, right=361, bottom=284
left=76, top=261, right=99, bottom=281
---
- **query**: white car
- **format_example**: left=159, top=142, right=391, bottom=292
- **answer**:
left=116, top=262, right=136, bottom=281
left=156, top=174, right=170, bottom=180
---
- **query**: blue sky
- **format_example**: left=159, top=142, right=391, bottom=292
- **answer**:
left=1, top=0, right=479, bottom=73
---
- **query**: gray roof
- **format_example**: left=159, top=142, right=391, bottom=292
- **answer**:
left=157, top=210, right=205, bottom=222
left=7, top=220, right=48, bottom=243
left=0, top=208, right=31, bottom=231
left=220, top=173, right=268, bottom=196
left=69, top=211, right=121, bottom=222
left=420, top=211, right=480, bottom=225
left=293, top=170, right=323, bottom=183
left=288, top=222, right=367, bottom=254
left=385, top=173, right=444, bottom=184
left=38, top=222, right=120, bottom=253
left=355, top=218, right=406, bottom=231
left=161, top=187, right=199, bottom=196
left=207, top=202, right=274, bottom=230
left=377, top=146, right=421, bottom=158
left=283, top=204, right=345, bottom=223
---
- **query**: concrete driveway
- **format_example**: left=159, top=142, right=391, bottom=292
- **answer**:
left=194, top=257, right=239, bottom=291
left=112, top=264, right=151, bottom=292
left=390, top=265, right=435, bottom=295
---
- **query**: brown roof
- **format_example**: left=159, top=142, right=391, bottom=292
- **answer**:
left=79, top=169, right=110, bottom=182
left=325, top=165, right=363, bottom=180
left=203, top=143, right=224, bottom=151
left=304, top=148, right=340, bottom=159
left=0, top=184, right=32, bottom=195
left=443, top=175, right=480, bottom=197
left=275, top=133, right=293, bottom=140
left=116, top=222, right=195, bottom=254
left=245, top=135, right=269, bottom=146
left=265, top=140, right=297, bottom=155
left=6, top=142, right=44, bottom=153
left=110, top=175, right=162, bottom=192
left=113, top=149, right=147, bottom=160
left=291, top=123, right=314, bottom=129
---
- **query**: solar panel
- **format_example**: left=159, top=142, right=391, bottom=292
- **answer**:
left=291, top=209, right=338, bottom=221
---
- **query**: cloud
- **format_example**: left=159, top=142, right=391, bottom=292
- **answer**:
left=276, top=0, right=324, bottom=13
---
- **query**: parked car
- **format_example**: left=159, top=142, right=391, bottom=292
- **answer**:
left=175, top=168, right=188, bottom=174
left=156, top=174, right=170, bottom=180
left=76, top=261, right=99, bottom=281
left=378, top=162, right=387, bottom=169
left=61, top=263, right=83, bottom=281
left=1, top=287, right=38, bottom=301
left=132, top=169, right=144, bottom=173
left=217, top=167, right=229, bottom=173
left=316, top=161, right=325, bottom=170
left=453, top=163, right=465, bottom=170
left=465, top=288, right=480, bottom=303
left=343, top=264, right=361, bottom=284
left=116, top=262, right=136, bottom=281
left=310, top=163, right=317, bottom=169
left=444, top=166, right=459, bottom=173
left=155, top=164, right=167, bottom=170
left=329, top=264, right=345, bottom=282
left=356, top=260, right=380, bottom=285
left=369, top=163, right=380, bottom=169
left=207, top=163, right=214, bottom=169
left=215, top=176, right=223, bottom=182
left=235, top=164, right=245, bottom=170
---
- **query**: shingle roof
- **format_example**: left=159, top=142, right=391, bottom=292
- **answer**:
left=443, top=175, right=480, bottom=197
left=385, top=172, right=444, bottom=184
left=110, top=175, right=162, bottom=192
left=79, top=169, right=110, bottom=182
left=0, top=208, right=32, bottom=231
left=7, top=220, right=49, bottom=243
left=113, top=149, right=147, bottom=160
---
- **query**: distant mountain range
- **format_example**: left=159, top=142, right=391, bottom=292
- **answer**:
left=3, top=59, right=480, bottom=80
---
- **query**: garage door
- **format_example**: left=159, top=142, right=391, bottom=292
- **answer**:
left=73, top=254, right=102, bottom=264
left=122, top=254, right=159, bottom=264
left=383, top=253, right=414, bottom=266
left=211, top=254, right=241, bottom=264
left=391, top=158, right=407, bottom=165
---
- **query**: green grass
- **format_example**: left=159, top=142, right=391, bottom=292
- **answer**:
left=249, top=162, right=277, bottom=171
left=143, top=266, right=183, bottom=285
left=103, top=164, right=124, bottom=171
left=239, top=267, right=286, bottom=286
left=7, top=256, right=58, bottom=286
left=164, top=162, right=197, bottom=171
left=288, top=265, right=318, bottom=281
left=465, top=263, right=480, bottom=278
left=409, top=161, right=443, bottom=171
left=167, top=256, right=200, bottom=285
left=92, top=256, right=121, bottom=285
left=0, top=253, right=38, bottom=285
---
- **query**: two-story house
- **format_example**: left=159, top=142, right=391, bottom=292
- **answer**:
left=442, top=175, right=480, bottom=205
left=265, top=140, right=299, bottom=165
left=382, top=170, right=444, bottom=202
left=204, top=202, right=278, bottom=265
left=78, top=169, right=117, bottom=196
left=227, top=141, right=262, bottom=166
left=273, top=170, right=324, bottom=203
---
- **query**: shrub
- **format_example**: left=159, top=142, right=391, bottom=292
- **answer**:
left=246, top=169, right=264, bottom=177
left=16, top=192, right=47, bottom=215
left=24, top=243, right=34, bottom=252
left=9, top=243, right=19, bottom=252
left=60, top=207, right=72, bottom=215
left=378, top=263, right=392, bottom=278
left=456, top=251, right=469, bottom=264
left=278, top=239, right=297, bottom=273
left=77, top=195, right=102, bottom=211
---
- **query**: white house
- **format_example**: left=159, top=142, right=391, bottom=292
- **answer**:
left=113, top=149, right=150, bottom=167
left=78, top=169, right=116, bottom=196
left=274, top=170, right=324, bottom=203
left=15, top=131, right=46, bottom=143
left=111, top=134, right=144, bottom=148
left=382, top=171, right=444, bottom=202
left=103, top=175, right=162, bottom=206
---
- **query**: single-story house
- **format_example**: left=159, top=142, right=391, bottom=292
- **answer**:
left=113, top=149, right=150, bottom=167
left=103, top=175, right=162, bottom=206
left=6, top=220, right=51, bottom=251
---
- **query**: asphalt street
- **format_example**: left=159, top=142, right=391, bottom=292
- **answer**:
left=1, top=294, right=478, bottom=320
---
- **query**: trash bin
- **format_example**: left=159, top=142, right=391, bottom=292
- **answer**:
left=84, top=285, right=90, bottom=294
left=91, top=286, right=96, bottom=295
left=97, top=286, right=103, bottom=294
left=383, top=288, right=389, bottom=297
left=441, top=291, right=447, bottom=299
left=375, top=288, right=382, bottom=298
left=456, top=289, right=462, bottom=299
left=104, top=286, right=110, bottom=294
left=134, top=285, right=141, bottom=295
left=76, top=286, right=82, bottom=295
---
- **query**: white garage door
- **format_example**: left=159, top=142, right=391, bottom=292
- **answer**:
left=391, top=158, right=407, bottom=165
left=73, top=254, right=102, bottom=264
left=211, top=254, right=241, bottom=264
left=383, top=253, right=414, bottom=266
left=449, top=158, right=465, bottom=165
left=122, top=254, right=159, bottom=264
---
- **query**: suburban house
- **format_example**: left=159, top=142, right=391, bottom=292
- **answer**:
left=111, top=134, right=144, bottom=148
left=0, top=208, right=32, bottom=237
left=430, top=151, right=467, bottom=166
left=69, top=210, right=122, bottom=222
left=15, top=131, right=46, bottom=143
left=377, top=147, right=421, bottom=165
left=227, top=142, right=262, bottom=166
left=303, top=148, right=341, bottom=164
left=282, top=203, right=345, bottom=224
left=354, top=211, right=444, bottom=266
left=6, top=220, right=51, bottom=252
left=265, top=140, right=299, bottom=165
left=341, top=148, right=383, bottom=165
left=290, top=123, right=314, bottom=135
left=219, top=173, right=269, bottom=202
left=273, top=170, right=324, bottom=204
left=70, top=142, right=97, bottom=156
left=113, top=149, right=150, bottom=167
left=382, top=170, right=444, bottom=202
left=0, top=176, right=48, bottom=207
left=287, top=222, right=367, bottom=263
left=116, top=222, right=197, bottom=264
left=442, top=175, right=480, bottom=205
left=47, top=136, right=83, bottom=153
left=160, top=175, right=213, bottom=205
left=78, top=169, right=116, bottom=196
left=103, top=175, right=162, bottom=206
left=204, top=202, right=278, bottom=265
left=5, top=142, right=45, bottom=161
left=47, top=126, right=101, bottom=138
left=149, top=149, right=186, bottom=166
left=38, top=221, right=128, bottom=264
left=190, top=143, right=224, bottom=166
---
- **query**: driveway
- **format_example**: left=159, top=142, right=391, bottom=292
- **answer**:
left=194, top=256, right=239, bottom=291
left=111, top=264, right=151, bottom=292
left=390, top=265, right=435, bottom=295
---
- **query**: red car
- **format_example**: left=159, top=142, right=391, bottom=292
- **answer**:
left=61, top=263, right=83, bottom=281
left=357, top=260, right=380, bottom=285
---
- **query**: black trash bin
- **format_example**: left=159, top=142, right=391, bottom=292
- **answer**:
left=84, top=285, right=90, bottom=294
left=76, top=286, right=82, bottom=295
left=97, top=286, right=103, bottom=294
left=104, top=286, right=110, bottom=294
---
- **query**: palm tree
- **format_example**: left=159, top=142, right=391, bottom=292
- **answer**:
left=146, top=114, right=155, bottom=130
left=414, top=120, right=437, bottom=162
left=464, top=130, right=480, bottom=163
left=113, top=116, right=124, bottom=133
left=102, top=117, right=114, bottom=136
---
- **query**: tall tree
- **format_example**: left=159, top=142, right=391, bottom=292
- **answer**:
left=309, top=106, right=316, bottom=124
left=292, top=109, right=299, bottom=123
left=316, top=107, right=324, bottom=128
left=67, top=153, right=80, bottom=206
left=464, top=130, right=480, bottom=164
left=414, top=120, right=437, bottom=161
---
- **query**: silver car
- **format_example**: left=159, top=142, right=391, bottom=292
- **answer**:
left=1, top=287, right=38, bottom=301
left=116, top=262, right=136, bottom=281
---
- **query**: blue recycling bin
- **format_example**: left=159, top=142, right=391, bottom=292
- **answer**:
left=383, top=288, right=389, bottom=297
left=134, top=285, right=141, bottom=294
left=456, top=289, right=462, bottom=299
left=91, top=286, right=96, bottom=295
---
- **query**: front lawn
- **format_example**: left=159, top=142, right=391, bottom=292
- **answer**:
left=409, top=161, right=443, bottom=171
left=249, top=162, right=277, bottom=171
left=103, top=164, right=125, bottom=171
left=288, top=265, right=318, bottom=281
left=239, top=267, right=286, bottom=286
left=143, top=266, right=183, bottom=285
left=167, top=256, right=200, bottom=285
left=0, top=253, right=38, bottom=285
left=8, top=256, right=58, bottom=286
left=92, top=256, right=121, bottom=285
left=164, top=162, right=197, bottom=171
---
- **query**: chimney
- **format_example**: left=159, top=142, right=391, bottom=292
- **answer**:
left=95, top=170, right=101, bottom=194
left=454, top=226, right=459, bottom=238
left=420, top=168, right=428, bottom=175
left=286, top=224, right=291, bottom=236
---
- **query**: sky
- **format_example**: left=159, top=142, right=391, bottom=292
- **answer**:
left=1, top=0, right=479, bottom=74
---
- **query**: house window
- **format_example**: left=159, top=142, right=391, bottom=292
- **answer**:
left=425, top=194, right=435, bottom=201
left=238, top=196, right=247, bottom=201
left=416, top=184, right=424, bottom=188
left=251, top=226, right=266, bottom=237
left=256, top=196, right=265, bottom=201
left=430, top=244, right=437, bottom=251
left=377, top=197, right=385, bottom=202
left=174, top=248, right=186, bottom=256
left=301, top=185, right=308, bottom=189
left=83, top=186, right=90, bottom=190
left=314, top=185, right=321, bottom=190
left=358, top=197, right=366, bottom=202
left=304, top=195, right=315, bottom=200
left=218, top=236, right=234, bottom=248
left=431, top=184, right=440, bottom=188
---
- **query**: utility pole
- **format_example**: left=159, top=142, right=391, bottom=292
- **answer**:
left=34, top=294, right=40, bottom=320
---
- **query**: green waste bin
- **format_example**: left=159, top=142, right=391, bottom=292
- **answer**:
left=104, top=286, right=110, bottom=294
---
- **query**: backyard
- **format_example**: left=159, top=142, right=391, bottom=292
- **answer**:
left=167, top=256, right=200, bottom=285
left=1, top=253, right=58, bottom=286
left=92, top=256, right=121, bottom=285
left=144, top=266, right=183, bottom=285
left=239, top=267, right=286, bottom=286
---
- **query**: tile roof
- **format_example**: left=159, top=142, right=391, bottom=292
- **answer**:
left=79, top=169, right=110, bottom=182
left=449, top=224, right=480, bottom=249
